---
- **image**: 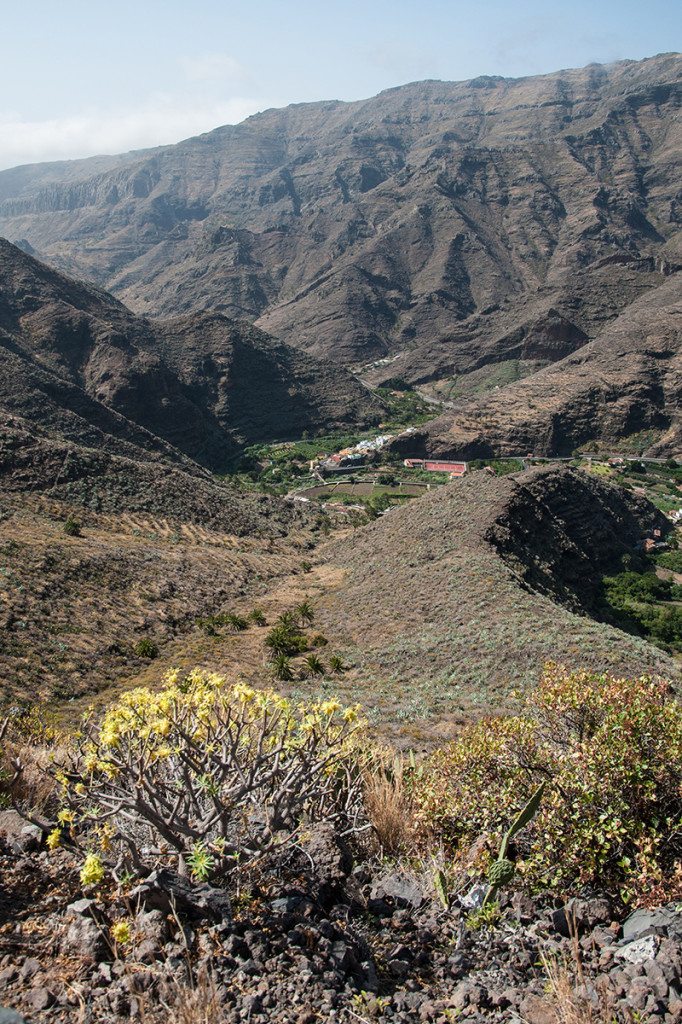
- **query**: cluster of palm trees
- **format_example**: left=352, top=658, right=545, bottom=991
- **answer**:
left=263, top=601, right=345, bottom=681
left=196, top=607, right=266, bottom=636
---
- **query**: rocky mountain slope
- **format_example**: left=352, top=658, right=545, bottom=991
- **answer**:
left=0, top=56, right=678, bottom=384
left=0, top=239, right=383, bottom=481
left=391, top=273, right=682, bottom=458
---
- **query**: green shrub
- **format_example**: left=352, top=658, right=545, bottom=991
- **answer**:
left=63, top=515, right=82, bottom=537
left=367, top=493, right=391, bottom=518
left=657, top=550, right=682, bottom=573
left=468, top=459, right=524, bottom=476
left=303, top=654, right=325, bottom=677
left=643, top=605, right=682, bottom=645
left=220, top=613, right=248, bottom=633
left=294, top=600, right=315, bottom=626
left=197, top=612, right=250, bottom=635
left=415, top=666, right=682, bottom=904
left=602, top=569, right=682, bottom=649
left=248, top=608, right=267, bottom=626
left=134, top=637, right=159, bottom=659
left=603, top=570, right=671, bottom=605
left=272, top=654, right=295, bottom=681
left=196, top=617, right=219, bottom=636
left=264, top=624, right=308, bottom=657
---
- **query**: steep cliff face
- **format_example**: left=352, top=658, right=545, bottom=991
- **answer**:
left=484, top=465, right=670, bottom=613
left=393, top=274, right=682, bottom=458
left=0, top=239, right=384, bottom=478
left=0, top=55, right=679, bottom=388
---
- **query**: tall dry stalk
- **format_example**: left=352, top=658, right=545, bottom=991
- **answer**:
left=364, top=753, right=415, bottom=856
left=539, top=915, right=618, bottom=1024
left=136, top=968, right=222, bottom=1024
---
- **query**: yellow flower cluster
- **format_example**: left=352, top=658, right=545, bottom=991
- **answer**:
left=80, top=671, right=364, bottom=765
left=80, top=853, right=105, bottom=887
left=46, top=828, right=61, bottom=851
left=111, top=920, right=132, bottom=946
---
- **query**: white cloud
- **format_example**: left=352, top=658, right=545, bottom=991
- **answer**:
left=0, top=93, right=263, bottom=170
left=179, top=53, right=247, bottom=83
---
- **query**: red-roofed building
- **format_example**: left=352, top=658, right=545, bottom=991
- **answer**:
left=404, top=459, right=467, bottom=476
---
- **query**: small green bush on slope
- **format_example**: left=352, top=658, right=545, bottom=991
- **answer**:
left=414, top=665, right=682, bottom=905
left=603, top=569, right=682, bottom=649
left=657, top=550, right=682, bottom=574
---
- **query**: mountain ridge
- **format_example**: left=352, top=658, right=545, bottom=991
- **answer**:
left=0, top=53, right=680, bottom=456
left=0, top=238, right=383, bottom=481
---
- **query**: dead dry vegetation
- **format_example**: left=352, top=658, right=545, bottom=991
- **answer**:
left=0, top=493, right=322, bottom=707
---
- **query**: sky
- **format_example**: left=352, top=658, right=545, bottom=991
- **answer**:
left=1, top=0, right=679, bottom=170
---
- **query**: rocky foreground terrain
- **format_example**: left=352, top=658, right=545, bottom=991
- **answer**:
left=0, top=818, right=681, bottom=1024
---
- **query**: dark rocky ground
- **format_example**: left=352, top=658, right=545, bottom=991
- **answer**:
left=0, top=820, right=680, bottom=1023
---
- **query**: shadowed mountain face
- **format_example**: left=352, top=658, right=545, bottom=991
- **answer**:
left=0, top=55, right=679, bottom=390
left=390, top=273, right=682, bottom=458
left=0, top=239, right=384, bottom=480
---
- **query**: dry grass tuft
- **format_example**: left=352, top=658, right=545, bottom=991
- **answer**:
left=538, top=922, right=619, bottom=1024
left=153, top=970, right=222, bottom=1024
left=2, top=740, right=59, bottom=813
left=540, top=955, right=619, bottom=1024
left=364, top=753, right=415, bottom=856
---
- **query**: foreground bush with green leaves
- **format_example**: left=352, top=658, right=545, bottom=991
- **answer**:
left=414, top=665, right=682, bottom=905
left=11, top=664, right=681, bottom=908
left=44, top=670, right=367, bottom=881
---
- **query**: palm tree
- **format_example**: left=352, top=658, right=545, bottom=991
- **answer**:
left=304, top=654, right=325, bottom=677
left=265, top=624, right=307, bottom=658
left=224, top=613, right=248, bottom=632
left=295, top=600, right=315, bottom=627
left=272, top=654, right=294, bottom=681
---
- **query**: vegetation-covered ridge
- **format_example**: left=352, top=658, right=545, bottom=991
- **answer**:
left=313, top=465, right=680, bottom=739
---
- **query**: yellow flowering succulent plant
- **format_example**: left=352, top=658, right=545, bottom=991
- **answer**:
left=111, top=920, right=132, bottom=946
left=49, top=669, right=369, bottom=881
left=80, top=853, right=105, bottom=887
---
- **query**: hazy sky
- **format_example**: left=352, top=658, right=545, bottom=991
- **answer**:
left=1, top=0, right=679, bottom=170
